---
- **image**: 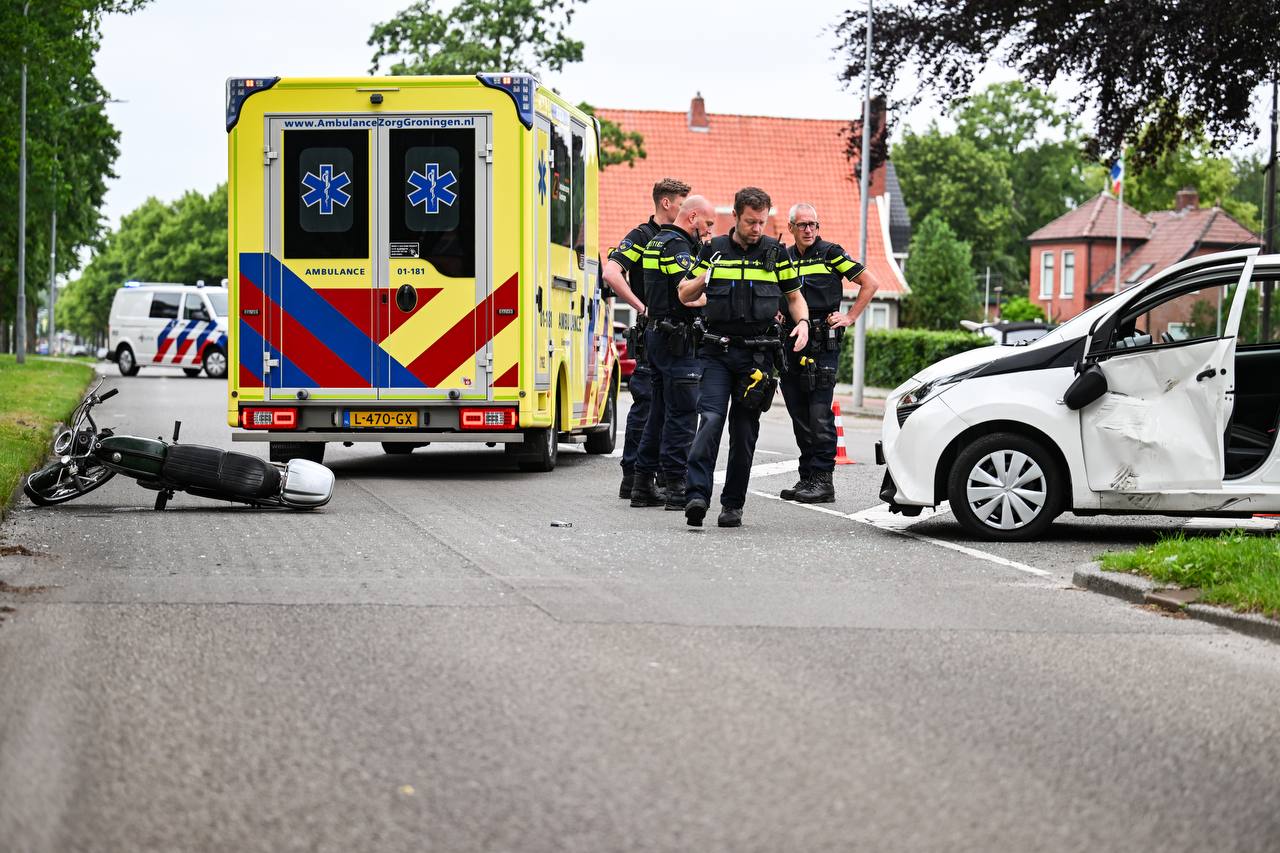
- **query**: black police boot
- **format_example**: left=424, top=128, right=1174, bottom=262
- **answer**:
left=654, top=471, right=670, bottom=502
left=663, top=478, right=688, bottom=511
left=780, top=474, right=811, bottom=501
left=685, top=497, right=708, bottom=527
left=795, top=470, right=835, bottom=504
left=619, top=470, right=634, bottom=500
left=717, top=506, right=743, bottom=528
left=629, top=473, right=665, bottom=507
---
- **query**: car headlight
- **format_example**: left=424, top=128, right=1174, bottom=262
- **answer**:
left=896, top=367, right=983, bottom=426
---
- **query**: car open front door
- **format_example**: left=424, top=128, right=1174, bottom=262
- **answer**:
left=1079, top=256, right=1256, bottom=495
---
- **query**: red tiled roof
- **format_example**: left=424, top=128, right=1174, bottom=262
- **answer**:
left=1027, top=192, right=1151, bottom=242
left=595, top=107, right=907, bottom=297
left=1090, top=207, right=1262, bottom=293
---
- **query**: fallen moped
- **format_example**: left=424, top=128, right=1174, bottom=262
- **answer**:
left=24, top=380, right=334, bottom=511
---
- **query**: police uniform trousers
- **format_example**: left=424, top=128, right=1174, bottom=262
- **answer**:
left=620, top=360, right=656, bottom=475
left=634, top=327, right=701, bottom=480
left=686, top=344, right=765, bottom=510
left=780, top=342, right=840, bottom=478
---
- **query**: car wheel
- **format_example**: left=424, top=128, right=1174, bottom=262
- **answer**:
left=117, top=345, right=139, bottom=376
left=584, top=389, right=617, bottom=455
left=202, top=347, right=228, bottom=379
left=517, top=400, right=559, bottom=473
left=947, top=432, right=1063, bottom=541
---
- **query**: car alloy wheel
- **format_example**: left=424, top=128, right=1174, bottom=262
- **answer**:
left=965, top=450, right=1047, bottom=531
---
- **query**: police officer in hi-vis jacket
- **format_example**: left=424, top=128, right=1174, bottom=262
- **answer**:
left=778, top=202, right=881, bottom=503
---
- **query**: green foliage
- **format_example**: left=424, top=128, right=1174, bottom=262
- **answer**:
left=0, top=1, right=149, bottom=347
left=368, top=1, right=644, bottom=167
left=1100, top=531, right=1280, bottom=619
left=370, top=0, right=584, bottom=76
left=1123, top=139, right=1261, bottom=231
left=901, top=213, right=980, bottom=330
left=0, top=355, right=94, bottom=514
left=59, top=185, right=228, bottom=338
left=893, top=82, right=1094, bottom=288
left=836, top=0, right=1280, bottom=167
left=838, top=327, right=992, bottom=388
left=999, top=296, right=1045, bottom=322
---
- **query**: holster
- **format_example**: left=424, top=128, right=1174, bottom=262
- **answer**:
left=737, top=347, right=781, bottom=413
left=656, top=318, right=694, bottom=358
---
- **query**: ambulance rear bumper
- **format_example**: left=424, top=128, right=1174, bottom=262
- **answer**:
left=231, top=432, right=524, bottom=443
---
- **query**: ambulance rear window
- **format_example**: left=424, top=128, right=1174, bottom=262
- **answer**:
left=283, top=129, right=370, bottom=260
left=389, top=128, right=475, bottom=278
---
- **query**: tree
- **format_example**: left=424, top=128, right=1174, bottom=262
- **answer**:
left=902, top=212, right=980, bottom=330
left=892, top=125, right=1016, bottom=284
left=999, top=296, right=1045, bottom=322
left=0, top=0, right=148, bottom=351
left=369, top=0, right=643, bottom=167
left=1123, top=141, right=1260, bottom=230
left=835, top=1, right=1280, bottom=166
left=59, top=185, right=228, bottom=339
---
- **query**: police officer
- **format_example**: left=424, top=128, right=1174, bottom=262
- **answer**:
left=603, top=178, right=692, bottom=500
left=679, top=187, right=810, bottom=528
left=779, top=203, right=881, bottom=503
left=629, top=195, right=717, bottom=510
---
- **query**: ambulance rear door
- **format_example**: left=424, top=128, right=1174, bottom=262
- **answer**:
left=263, top=120, right=377, bottom=402
left=376, top=116, right=493, bottom=401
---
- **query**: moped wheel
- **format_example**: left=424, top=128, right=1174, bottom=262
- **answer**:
left=23, top=460, right=117, bottom=506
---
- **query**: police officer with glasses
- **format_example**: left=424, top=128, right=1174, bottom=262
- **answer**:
left=679, top=187, right=809, bottom=528
left=779, top=203, right=880, bottom=503
left=603, top=178, right=692, bottom=500
left=629, top=195, right=717, bottom=510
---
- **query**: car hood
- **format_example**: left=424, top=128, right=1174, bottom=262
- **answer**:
left=905, top=344, right=1008, bottom=386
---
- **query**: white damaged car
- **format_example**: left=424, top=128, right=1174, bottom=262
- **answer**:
left=876, top=249, right=1280, bottom=541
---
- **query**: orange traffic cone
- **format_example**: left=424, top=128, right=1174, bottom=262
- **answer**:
left=833, top=401, right=855, bottom=465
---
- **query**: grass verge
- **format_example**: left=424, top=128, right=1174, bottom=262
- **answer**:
left=1100, top=531, right=1280, bottom=620
left=0, top=355, right=96, bottom=516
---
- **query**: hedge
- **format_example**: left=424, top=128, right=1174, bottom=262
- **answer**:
left=837, top=328, right=993, bottom=389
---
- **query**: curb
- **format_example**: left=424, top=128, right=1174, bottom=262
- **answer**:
left=1072, top=562, right=1280, bottom=645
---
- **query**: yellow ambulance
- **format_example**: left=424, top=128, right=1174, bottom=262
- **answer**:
left=224, top=73, right=618, bottom=471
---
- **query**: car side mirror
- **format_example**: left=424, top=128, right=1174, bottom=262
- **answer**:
left=1064, top=362, right=1107, bottom=410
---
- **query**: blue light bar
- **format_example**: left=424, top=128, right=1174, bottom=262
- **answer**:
left=476, top=73, right=536, bottom=129
left=226, top=77, right=280, bottom=132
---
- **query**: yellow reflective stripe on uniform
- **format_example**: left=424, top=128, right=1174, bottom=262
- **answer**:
left=832, top=257, right=858, bottom=274
left=796, top=262, right=828, bottom=276
left=708, top=267, right=789, bottom=282
left=642, top=253, right=661, bottom=269
left=775, top=264, right=797, bottom=281
left=619, top=245, right=643, bottom=262
left=659, top=262, right=687, bottom=274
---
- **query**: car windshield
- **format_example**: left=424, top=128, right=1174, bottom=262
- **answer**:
left=1004, top=328, right=1049, bottom=344
left=205, top=291, right=228, bottom=319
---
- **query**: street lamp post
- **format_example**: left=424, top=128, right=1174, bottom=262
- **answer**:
left=16, top=1, right=30, bottom=363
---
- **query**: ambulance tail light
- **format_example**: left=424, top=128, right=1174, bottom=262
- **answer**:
left=458, top=407, right=518, bottom=430
left=241, top=407, right=298, bottom=429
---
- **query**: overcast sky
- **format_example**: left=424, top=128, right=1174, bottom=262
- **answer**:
left=94, top=0, right=1271, bottom=233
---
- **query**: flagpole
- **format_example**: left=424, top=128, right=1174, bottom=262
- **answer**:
left=1114, top=160, right=1123, bottom=293
left=852, top=0, right=873, bottom=409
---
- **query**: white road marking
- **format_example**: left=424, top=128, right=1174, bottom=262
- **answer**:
left=1183, top=516, right=1280, bottom=532
left=715, top=459, right=797, bottom=485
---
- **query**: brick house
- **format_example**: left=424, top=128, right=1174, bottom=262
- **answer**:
left=1026, top=188, right=1261, bottom=331
left=595, top=95, right=911, bottom=329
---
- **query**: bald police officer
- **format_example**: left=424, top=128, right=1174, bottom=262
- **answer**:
left=779, top=202, right=881, bottom=503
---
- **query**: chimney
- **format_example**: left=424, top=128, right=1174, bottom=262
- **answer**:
left=688, top=92, right=709, bottom=132
left=1174, top=186, right=1199, bottom=212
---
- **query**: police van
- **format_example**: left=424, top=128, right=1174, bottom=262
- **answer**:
left=107, top=282, right=229, bottom=378
left=224, top=74, right=618, bottom=470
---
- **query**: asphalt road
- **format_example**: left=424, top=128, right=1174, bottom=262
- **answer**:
left=1, top=368, right=1278, bottom=852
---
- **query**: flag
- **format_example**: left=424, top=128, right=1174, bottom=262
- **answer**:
left=1110, top=159, right=1124, bottom=195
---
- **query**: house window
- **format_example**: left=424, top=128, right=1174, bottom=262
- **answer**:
left=1061, top=251, right=1075, bottom=297
left=1040, top=252, right=1055, bottom=299
left=868, top=302, right=891, bottom=330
